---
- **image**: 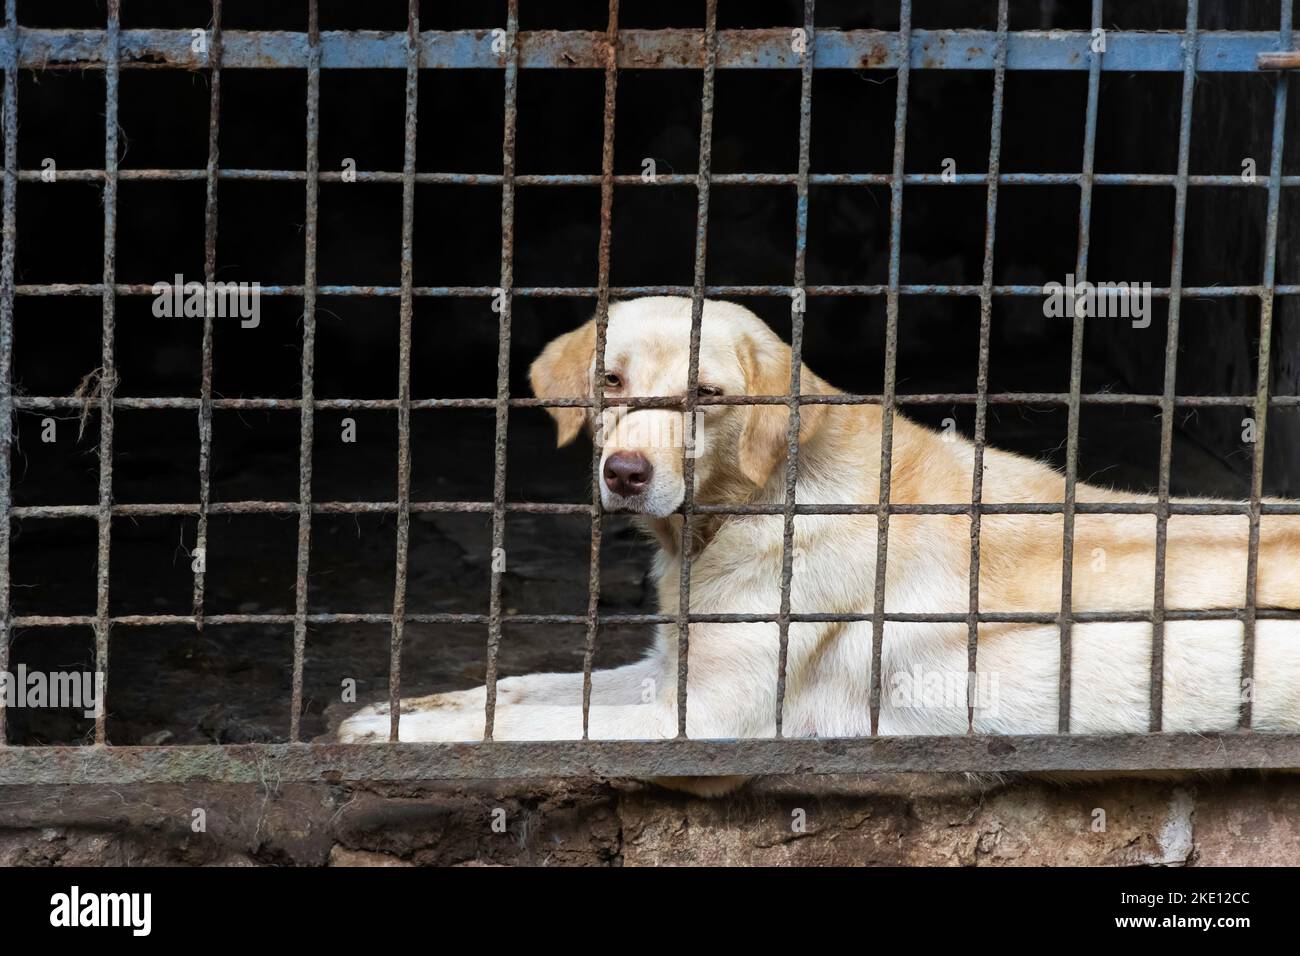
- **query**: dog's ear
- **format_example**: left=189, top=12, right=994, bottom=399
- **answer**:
left=529, top=319, right=597, bottom=447
left=738, top=335, right=829, bottom=489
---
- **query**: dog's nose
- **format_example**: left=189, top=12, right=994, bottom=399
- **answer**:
left=603, top=452, right=653, bottom=497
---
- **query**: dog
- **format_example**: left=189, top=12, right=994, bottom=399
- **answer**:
left=338, top=296, right=1300, bottom=774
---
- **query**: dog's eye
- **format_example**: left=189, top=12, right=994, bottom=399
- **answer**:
left=603, top=372, right=622, bottom=389
left=697, top=384, right=723, bottom=397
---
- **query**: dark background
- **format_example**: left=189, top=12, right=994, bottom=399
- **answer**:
left=6, top=0, right=1299, bottom=745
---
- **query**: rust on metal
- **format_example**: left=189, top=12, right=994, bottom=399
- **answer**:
left=92, top=0, right=122, bottom=746
left=290, top=1, right=322, bottom=743
left=966, top=0, right=1009, bottom=733
left=869, top=0, right=912, bottom=736
left=387, top=0, right=422, bottom=743
left=0, top=0, right=16, bottom=746
left=675, top=0, right=720, bottom=739
left=773, top=0, right=816, bottom=736
left=1, top=733, right=1299, bottom=785
left=1056, top=0, right=1104, bottom=733
left=1150, top=0, right=1201, bottom=732
left=483, top=0, right=520, bottom=742
left=581, top=0, right=621, bottom=739
left=1242, top=2, right=1294, bottom=729
left=193, top=1, right=223, bottom=634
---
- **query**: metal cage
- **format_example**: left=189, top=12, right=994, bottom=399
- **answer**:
left=1, top=0, right=1300, bottom=785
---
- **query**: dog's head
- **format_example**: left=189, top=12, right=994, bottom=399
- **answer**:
left=529, top=296, right=829, bottom=517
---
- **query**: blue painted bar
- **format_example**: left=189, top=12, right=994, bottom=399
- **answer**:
left=5, top=28, right=1291, bottom=71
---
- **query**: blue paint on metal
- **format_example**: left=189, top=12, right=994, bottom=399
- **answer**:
left=4, top=28, right=1292, bottom=71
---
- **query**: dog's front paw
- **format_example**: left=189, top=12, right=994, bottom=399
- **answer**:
left=337, top=703, right=391, bottom=743
left=337, top=697, right=486, bottom=743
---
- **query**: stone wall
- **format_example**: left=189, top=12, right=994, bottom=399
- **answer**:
left=3, top=773, right=1299, bottom=866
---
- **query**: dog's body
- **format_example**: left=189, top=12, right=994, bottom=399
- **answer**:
left=339, top=297, right=1300, bottom=761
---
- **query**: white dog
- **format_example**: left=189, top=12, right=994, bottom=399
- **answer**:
left=339, top=297, right=1300, bottom=767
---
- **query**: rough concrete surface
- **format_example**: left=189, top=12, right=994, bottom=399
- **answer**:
left=2, top=772, right=1298, bottom=867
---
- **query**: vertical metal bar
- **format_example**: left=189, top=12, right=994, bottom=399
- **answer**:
left=676, top=0, right=719, bottom=738
left=1150, top=0, right=1199, bottom=732
left=192, top=1, right=223, bottom=634
left=1242, top=0, right=1292, bottom=729
left=773, top=0, right=815, bottom=736
left=484, top=0, right=519, bottom=740
left=966, top=0, right=1008, bottom=733
left=581, top=0, right=620, bottom=739
left=388, top=0, right=420, bottom=741
left=1057, top=0, right=1103, bottom=733
left=868, top=0, right=911, bottom=736
left=0, top=0, right=16, bottom=746
left=93, top=0, right=121, bottom=744
left=290, top=0, right=321, bottom=742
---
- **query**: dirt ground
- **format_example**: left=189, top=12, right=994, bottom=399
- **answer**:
left=5, top=772, right=1300, bottom=866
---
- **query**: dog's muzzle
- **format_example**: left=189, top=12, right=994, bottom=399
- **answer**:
left=603, top=451, right=653, bottom=498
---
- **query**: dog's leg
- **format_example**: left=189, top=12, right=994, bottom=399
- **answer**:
left=338, top=699, right=672, bottom=743
left=336, top=664, right=751, bottom=797
left=336, top=623, right=782, bottom=795
left=337, top=657, right=663, bottom=741
left=337, top=631, right=774, bottom=740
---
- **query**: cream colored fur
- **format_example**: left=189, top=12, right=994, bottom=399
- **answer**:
left=338, top=297, right=1300, bottom=789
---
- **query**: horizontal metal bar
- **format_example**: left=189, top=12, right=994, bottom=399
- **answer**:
left=22, top=168, right=1300, bottom=188
left=10, top=501, right=591, bottom=517
left=1258, top=49, right=1300, bottom=69
left=11, top=499, right=1300, bottom=521
left=13, top=608, right=1300, bottom=630
left=18, top=283, right=1299, bottom=298
left=14, top=393, right=1300, bottom=412
left=0, top=733, right=1298, bottom=784
left=6, top=29, right=1290, bottom=72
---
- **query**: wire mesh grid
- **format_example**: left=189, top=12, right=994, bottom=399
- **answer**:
left=1, top=0, right=1299, bottom=783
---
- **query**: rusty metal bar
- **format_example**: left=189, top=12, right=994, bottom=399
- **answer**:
left=1, top=28, right=1288, bottom=73
left=581, top=0, right=620, bottom=740
left=91, top=0, right=122, bottom=745
left=1057, top=0, right=1104, bottom=734
left=869, top=0, right=911, bottom=737
left=773, top=0, right=816, bottom=737
left=0, top=0, right=15, bottom=747
left=11, top=498, right=1300, bottom=521
left=20, top=168, right=1300, bottom=188
left=289, top=3, right=321, bottom=743
left=13, top=607, right=1300, bottom=630
left=13, top=391, right=1300, bottom=412
left=1150, top=0, right=1200, bottom=732
left=13, top=281, right=1300, bottom=299
left=1256, top=49, right=1300, bottom=69
left=1242, top=0, right=1294, bottom=730
left=966, top=0, right=1008, bottom=734
left=193, top=1, right=222, bottom=635
left=3, top=733, right=1300, bottom=785
left=387, top=0, right=421, bottom=743
left=483, top=0, right=519, bottom=742
left=676, top=0, right=719, bottom=739
left=16, top=168, right=1300, bottom=188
